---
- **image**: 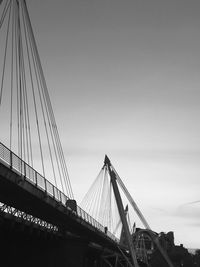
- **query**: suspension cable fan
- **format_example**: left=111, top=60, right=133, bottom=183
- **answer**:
left=0, top=0, right=73, bottom=199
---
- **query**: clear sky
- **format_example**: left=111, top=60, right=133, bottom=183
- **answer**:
left=7, top=0, right=200, bottom=248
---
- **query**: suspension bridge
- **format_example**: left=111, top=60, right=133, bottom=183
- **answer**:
left=0, top=1, right=175, bottom=266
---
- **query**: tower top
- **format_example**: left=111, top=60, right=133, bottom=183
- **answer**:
left=104, top=155, right=111, bottom=166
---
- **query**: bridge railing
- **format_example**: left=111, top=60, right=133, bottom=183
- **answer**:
left=0, top=142, right=118, bottom=243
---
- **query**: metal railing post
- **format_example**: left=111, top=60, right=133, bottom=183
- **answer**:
left=44, top=178, right=47, bottom=193
left=24, top=162, right=26, bottom=178
left=52, top=186, right=55, bottom=199
left=59, top=191, right=62, bottom=203
left=10, top=151, right=12, bottom=169
left=35, top=172, right=37, bottom=186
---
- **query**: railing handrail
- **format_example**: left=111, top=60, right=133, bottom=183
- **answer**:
left=0, top=142, right=118, bottom=243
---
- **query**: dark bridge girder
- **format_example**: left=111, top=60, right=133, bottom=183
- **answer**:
left=0, top=161, right=122, bottom=253
left=0, top=212, right=103, bottom=267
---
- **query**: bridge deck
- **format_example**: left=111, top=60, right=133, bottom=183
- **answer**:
left=0, top=142, right=120, bottom=251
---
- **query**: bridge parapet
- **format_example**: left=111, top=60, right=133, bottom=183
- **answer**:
left=0, top=142, right=118, bottom=243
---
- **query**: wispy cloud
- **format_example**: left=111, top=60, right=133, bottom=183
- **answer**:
left=181, top=200, right=200, bottom=206
left=173, top=203, right=200, bottom=224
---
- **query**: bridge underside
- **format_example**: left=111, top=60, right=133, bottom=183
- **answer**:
left=0, top=208, right=125, bottom=267
left=0, top=212, right=97, bottom=267
left=0, top=161, right=116, bottom=247
left=0, top=161, right=131, bottom=267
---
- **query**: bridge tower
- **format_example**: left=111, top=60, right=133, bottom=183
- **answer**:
left=81, top=155, right=175, bottom=267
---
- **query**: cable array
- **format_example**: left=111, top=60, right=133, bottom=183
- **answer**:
left=0, top=0, right=73, bottom=199
left=81, top=166, right=122, bottom=236
left=81, top=157, right=150, bottom=238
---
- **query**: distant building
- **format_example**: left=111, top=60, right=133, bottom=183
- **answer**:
left=132, top=228, right=197, bottom=267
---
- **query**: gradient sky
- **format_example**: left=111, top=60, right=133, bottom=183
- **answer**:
left=23, top=0, right=200, bottom=248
